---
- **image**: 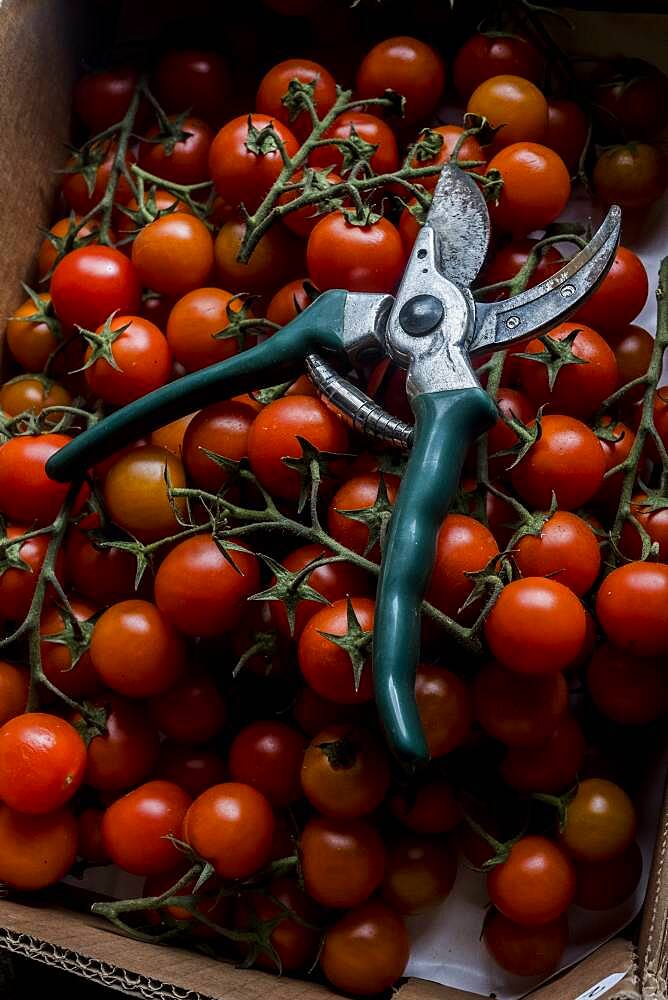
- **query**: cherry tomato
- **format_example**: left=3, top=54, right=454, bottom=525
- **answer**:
left=594, top=142, right=667, bottom=209
left=501, top=714, right=585, bottom=793
left=487, top=143, right=571, bottom=234
left=149, top=671, right=226, bottom=744
left=544, top=99, right=589, bottom=173
left=0, top=713, right=85, bottom=814
left=307, top=212, right=405, bottom=294
left=292, top=685, right=363, bottom=736
left=516, top=322, right=618, bottom=419
left=511, top=414, right=606, bottom=510
left=166, top=287, right=247, bottom=373
left=51, top=246, right=140, bottom=331
left=155, top=743, right=227, bottom=798
left=488, top=835, right=576, bottom=925
left=474, top=660, right=568, bottom=747
left=144, top=867, right=230, bottom=936
left=279, top=169, right=346, bottom=237
left=561, top=778, right=636, bottom=863
left=247, top=394, right=349, bottom=501
left=214, top=217, right=303, bottom=296
left=6, top=292, right=61, bottom=370
left=102, top=779, right=191, bottom=876
left=73, top=66, right=139, bottom=132
left=390, top=778, right=462, bottom=834
left=607, top=325, right=653, bottom=401
left=310, top=111, right=399, bottom=176
left=321, top=900, right=408, bottom=996
left=596, top=561, right=668, bottom=657
left=0, top=804, right=77, bottom=890
left=415, top=664, right=472, bottom=757
left=409, top=125, right=486, bottom=192
left=76, top=694, right=160, bottom=791
left=327, top=473, right=399, bottom=558
left=620, top=494, right=668, bottom=562
left=514, top=510, right=601, bottom=597
left=37, top=217, right=103, bottom=280
left=356, top=36, right=446, bottom=124
left=77, top=807, right=110, bottom=865
left=453, top=34, right=543, bottom=101
left=61, top=143, right=136, bottom=216
left=486, top=388, right=536, bottom=479
left=65, top=526, right=136, bottom=607
left=103, top=445, right=186, bottom=542
left=83, top=314, right=172, bottom=405
left=0, top=434, right=81, bottom=527
left=228, top=720, right=306, bottom=807
left=115, top=189, right=190, bottom=237
left=153, top=50, right=230, bottom=123
left=595, top=417, right=636, bottom=507
left=235, top=875, right=319, bottom=971
left=383, top=835, right=456, bottom=914
left=0, top=375, right=71, bottom=421
left=131, top=213, right=214, bottom=297
left=587, top=642, right=667, bottom=726
left=484, top=911, right=568, bottom=977
left=481, top=240, right=562, bottom=301
left=468, top=75, right=548, bottom=148
left=592, top=60, right=668, bottom=140
left=0, top=525, right=65, bottom=622
left=572, top=247, right=648, bottom=332
left=182, top=399, right=255, bottom=491
left=301, top=814, right=385, bottom=908
left=209, top=114, right=299, bottom=212
left=40, top=598, right=100, bottom=700
left=574, top=841, right=643, bottom=910
left=257, top=58, right=337, bottom=138
left=267, top=278, right=317, bottom=325
left=183, top=782, right=275, bottom=879
left=139, top=116, right=214, bottom=185
left=0, top=661, right=28, bottom=728
left=298, top=597, right=375, bottom=704
left=301, top=723, right=389, bottom=818
left=427, top=514, right=499, bottom=619
left=150, top=413, right=195, bottom=457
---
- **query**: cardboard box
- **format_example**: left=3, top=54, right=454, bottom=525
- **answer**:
left=0, top=2, right=666, bottom=998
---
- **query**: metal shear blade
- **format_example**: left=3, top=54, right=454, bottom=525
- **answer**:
left=421, top=163, right=491, bottom=288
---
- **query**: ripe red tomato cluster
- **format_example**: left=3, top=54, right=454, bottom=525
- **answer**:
left=0, top=16, right=666, bottom=997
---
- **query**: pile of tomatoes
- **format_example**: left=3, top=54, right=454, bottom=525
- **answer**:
left=0, top=10, right=667, bottom=997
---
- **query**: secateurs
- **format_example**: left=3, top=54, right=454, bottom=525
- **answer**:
left=47, top=164, right=621, bottom=762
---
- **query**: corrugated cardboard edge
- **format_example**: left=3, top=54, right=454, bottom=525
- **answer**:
left=639, top=778, right=668, bottom=999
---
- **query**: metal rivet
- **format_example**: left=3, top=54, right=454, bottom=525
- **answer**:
left=561, top=284, right=576, bottom=298
left=417, top=249, right=427, bottom=260
left=506, top=316, right=520, bottom=330
left=399, top=294, right=444, bottom=336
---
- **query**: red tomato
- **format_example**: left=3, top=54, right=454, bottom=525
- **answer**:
left=511, top=414, right=606, bottom=510
left=0, top=805, right=77, bottom=890
left=474, top=661, right=568, bottom=747
left=607, top=325, right=653, bottom=401
left=73, top=66, right=139, bottom=132
left=149, top=671, right=226, bottom=744
left=61, top=143, right=136, bottom=216
left=77, top=807, right=110, bottom=865
left=596, top=562, right=668, bottom=657
left=292, top=685, right=363, bottom=736
left=102, top=779, right=191, bottom=876
left=307, top=212, right=405, bottom=294
left=257, top=58, right=337, bottom=138
left=235, top=876, right=320, bottom=972
left=65, top=528, right=135, bottom=608
left=0, top=713, right=85, bottom=814
left=574, top=842, right=643, bottom=910
left=484, top=912, right=568, bottom=977
left=453, top=34, right=543, bottom=100
left=390, top=778, right=462, bottom=834
left=409, top=125, right=486, bottom=191
left=592, top=60, right=668, bottom=141
left=84, top=314, right=172, bottom=405
left=228, top=720, right=306, bottom=807
left=131, top=213, right=214, bottom=298
left=153, top=50, right=230, bottom=123
left=182, top=782, right=275, bottom=879
left=516, top=322, right=618, bottom=419
left=544, top=99, right=590, bottom=172
left=103, top=445, right=187, bottom=543
left=560, top=778, right=636, bottom=863
left=621, top=495, right=668, bottom=562
left=150, top=413, right=195, bottom=457
left=481, top=240, right=562, bottom=300
left=247, top=394, right=349, bottom=501
left=488, top=835, right=576, bottom=925
left=572, top=247, right=648, bottom=332
left=484, top=577, right=586, bottom=674
left=0, top=434, right=82, bottom=527
left=427, top=514, right=499, bottom=619
left=267, top=278, right=317, bottom=326
left=0, top=525, right=66, bottom=622
left=383, top=835, right=457, bottom=914
left=501, top=714, right=585, bottom=793
left=468, top=75, right=548, bottom=148
left=0, top=376, right=71, bottom=421
left=40, top=598, right=100, bottom=700
left=593, top=142, right=667, bottom=210
left=182, top=399, right=256, bottom=491
left=298, top=597, right=375, bottom=704
left=209, top=114, right=299, bottom=212
left=279, top=169, right=346, bottom=237
left=214, top=217, right=303, bottom=296
left=514, top=510, right=601, bottom=596
left=144, top=867, right=230, bottom=937
left=155, top=743, right=227, bottom=798
left=486, top=388, right=536, bottom=479
left=37, top=217, right=103, bottom=280
left=321, top=900, right=409, bottom=996
left=301, top=814, right=385, bottom=908
left=6, top=292, right=61, bottom=371
left=139, top=116, right=214, bottom=185
left=51, top=246, right=140, bottom=330
left=487, top=143, right=571, bottom=235
left=415, top=664, right=472, bottom=757
left=327, top=473, right=399, bottom=559
left=165, top=287, right=247, bottom=373
left=0, top=661, right=28, bottom=728
left=356, top=37, right=446, bottom=124
left=77, top=695, right=160, bottom=791
left=310, top=111, right=399, bottom=176
left=301, top=723, right=390, bottom=818
left=595, top=417, right=636, bottom=507
left=586, top=643, right=666, bottom=726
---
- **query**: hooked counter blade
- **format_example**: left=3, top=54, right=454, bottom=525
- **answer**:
left=424, top=163, right=491, bottom=288
left=470, top=205, right=621, bottom=356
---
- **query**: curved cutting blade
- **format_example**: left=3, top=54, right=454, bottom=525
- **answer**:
left=471, top=205, right=622, bottom=355
left=424, top=163, right=491, bottom=288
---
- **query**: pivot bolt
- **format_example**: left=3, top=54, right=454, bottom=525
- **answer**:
left=399, top=294, right=444, bottom=337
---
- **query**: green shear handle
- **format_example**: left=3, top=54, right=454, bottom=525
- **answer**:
left=373, top=387, right=497, bottom=761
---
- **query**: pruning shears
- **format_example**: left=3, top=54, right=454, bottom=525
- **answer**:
left=47, top=164, right=621, bottom=762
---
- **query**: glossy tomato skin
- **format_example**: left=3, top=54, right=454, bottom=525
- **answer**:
left=61, top=144, right=136, bottom=216
left=155, top=743, right=227, bottom=798
left=572, top=247, right=648, bottom=333
left=587, top=643, right=667, bottom=725
left=561, top=779, right=636, bottom=863
left=166, top=287, right=244, bottom=373
left=6, top=292, right=60, bottom=371
left=131, top=213, right=214, bottom=297
left=301, top=814, right=385, bottom=908
left=511, top=414, right=606, bottom=510
left=321, top=899, right=409, bottom=996
left=516, top=322, right=618, bottom=419
left=149, top=671, right=226, bottom=744
left=310, top=111, right=399, bottom=176
left=410, top=125, right=486, bottom=191
left=607, top=325, right=653, bottom=401
left=356, top=36, right=446, bottom=124
left=544, top=99, right=589, bottom=173
left=514, top=511, right=601, bottom=596
left=501, top=714, right=585, bottom=793
left=486, top=388, right=536, bottom=479
left=39, top=598, right=100, bottom=700
left=415, top=664, right=472, bottom=757
left=0, top=662, right=28, bottom=728
left=299, top=597, right=375, bottom=704
left=595, top=417, right=636, bottom=507
left=453, top=34, right=543, bottom=100
left=390, top=778, right=462, bottom=834
left=139, top=116, right=214, bottom=185
left=73, top=66, right=138, bottom=132
left=484, top=912, right=568, bottom=977
left=247, top=394, right=349, bottom=501
left=214, top=218, right=302, bottom=296
left=228, top=721, right=306, bottom=808
left=487, top=143, right=570, bottom=235
left=474, top=660, right=568, bottom=747
left=257, top=58, right=337, bottom=138
left=301, top=723, right=390, bottom=818
left=0, top=713, right=85, bottom=814
left=0, top=525, right=66, bottom=622
left=77, top=807, right=110, bottom=865
left=182, top=400, right=256, bottom=491
left=574, top=841, right=643, bottom=910
left=307, top=213, right=405, bottom=294
left=236, top=877, right=320, bottom=972
left=0, top=376, right=71, bottom=421
left=77, top=695, right=160, bottom=792
left=327, top=473, right=399, bottom=559
left=65, top=526, right=137, bottom=607
left=593, top=142, right=667, bottom=209
left=0, top=434, right=82, bottom=527
left=102, top=780, right=192, bottom=876
left=182, top=782, right=275, bottom=879
left=382, top=835, right=457, bottom=914
left=427, top=514, right=499, bottom=619
left=269, top=543, right=371, bottom=639
left=103, top=445, right=186, bottom=542
left=51, top=246, right=140, bottom=330
left=596, top=562, right=668, bottom=657
left=153, top=50, right=230, bottom=123
left=154, top=534, right=260, bottom=637
left=209, top=114, right=299, bottom=212
left=468, top=75, right=548, bottom=148
left=84, top=314, right=172, bottom=406
left=267, top=278, right=317, bottom=326
left=0, top=804, right=77, bottom=890
left=488, top=835, right=576, bottom=926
